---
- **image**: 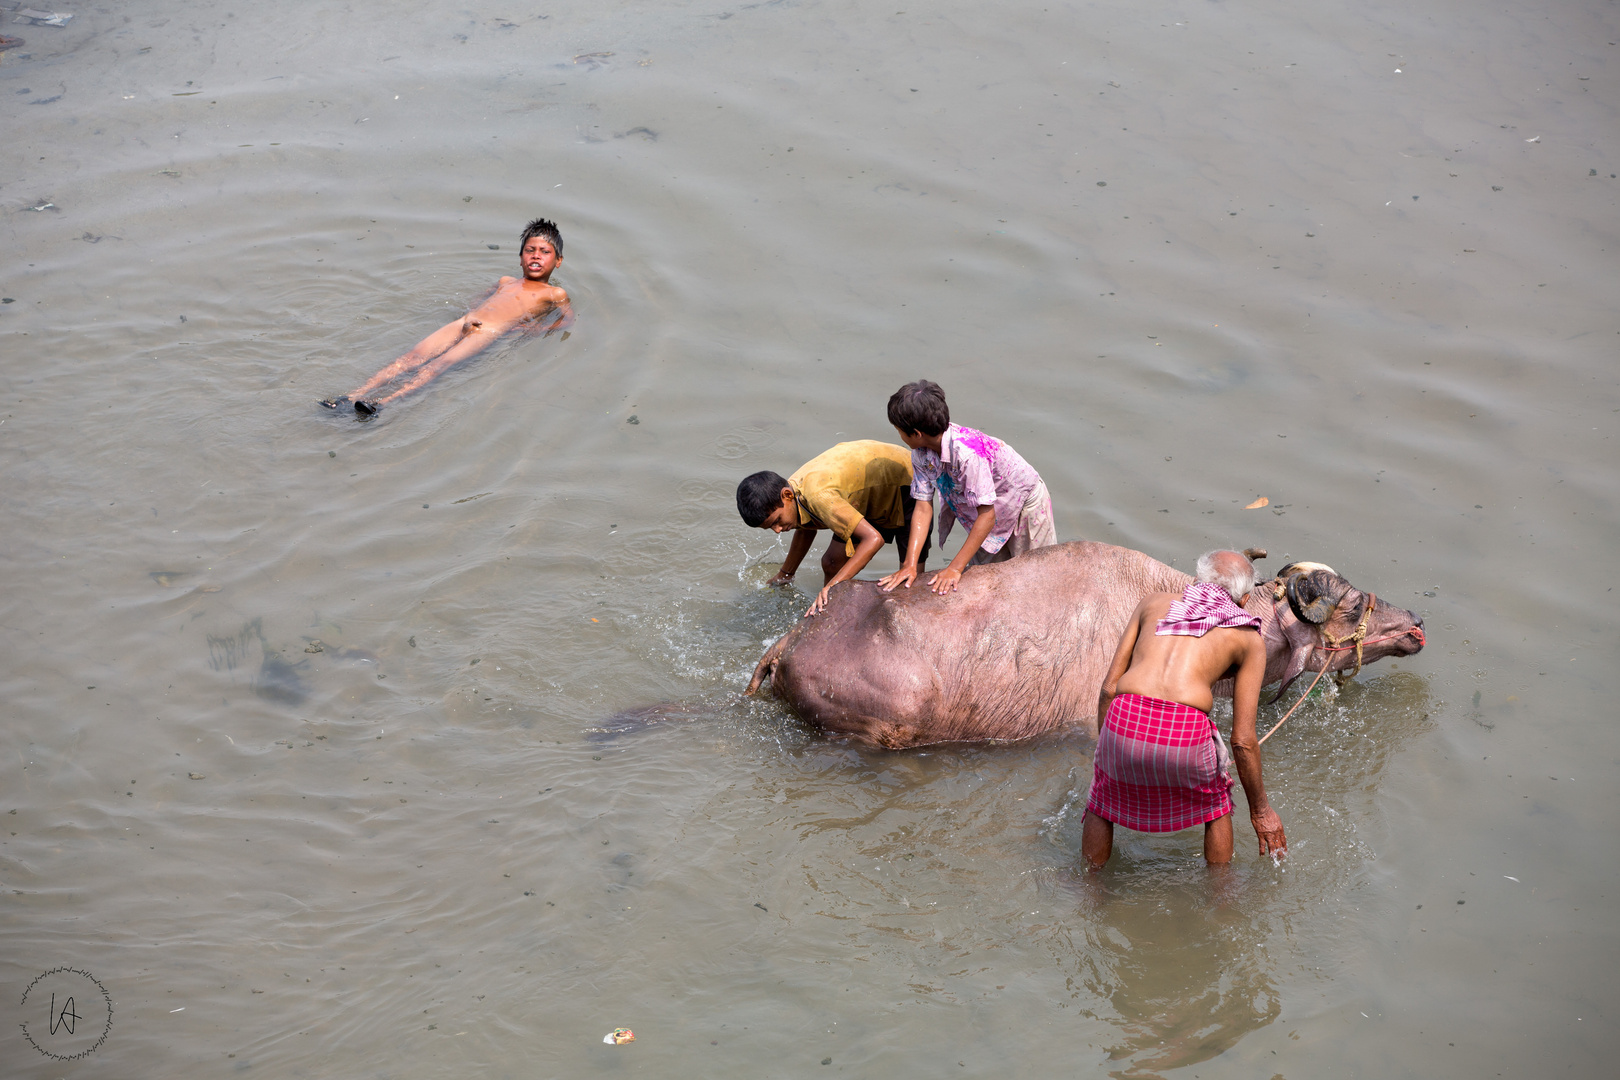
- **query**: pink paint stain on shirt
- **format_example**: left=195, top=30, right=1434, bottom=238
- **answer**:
left=954, top=427, right=1002, bottom=462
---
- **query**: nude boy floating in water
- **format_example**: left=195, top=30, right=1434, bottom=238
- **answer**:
left=321, top=217, right=573, bottom=417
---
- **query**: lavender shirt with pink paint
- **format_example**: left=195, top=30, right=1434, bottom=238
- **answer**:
left=908, top=423, right=1044, bottom=554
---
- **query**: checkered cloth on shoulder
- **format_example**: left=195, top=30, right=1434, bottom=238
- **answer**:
left=1154, top=581, right=1262, bottom=637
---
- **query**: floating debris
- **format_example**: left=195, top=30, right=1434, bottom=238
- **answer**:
left=1245, top=496, right=1269, bottom=509
left=15, top=9, right=72, bottom=29
left=603, top=1028, right=635, bottom=1045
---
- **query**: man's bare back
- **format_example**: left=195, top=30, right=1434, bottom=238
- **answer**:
left=321, top=219, right=573, bottom=417
left=1110, top=593, right=1260, bottom=714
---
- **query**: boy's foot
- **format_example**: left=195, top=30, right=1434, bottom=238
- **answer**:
left=319, top=396, right=351, bottom=410
left=354, top=399, right=381, bottom=417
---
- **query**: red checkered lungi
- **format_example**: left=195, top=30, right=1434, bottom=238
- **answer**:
left=1085, top=693, right=1234, bottom=833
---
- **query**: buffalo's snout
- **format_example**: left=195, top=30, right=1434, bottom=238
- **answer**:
left=1377, top=606, right=1426, bottom=657
left=1404, top=615, right=1426, bottom=652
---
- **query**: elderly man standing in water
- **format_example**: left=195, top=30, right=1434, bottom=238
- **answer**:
left=1083, top=549, right=1287, bottom=868
left=321, top=217, right=572, bottom=417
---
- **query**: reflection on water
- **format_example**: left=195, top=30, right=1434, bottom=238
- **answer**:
left=1094, top=878, right=1282, bottom=1079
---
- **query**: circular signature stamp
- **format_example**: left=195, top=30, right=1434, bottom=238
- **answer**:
left=20, top=967, right=113, bottom=1060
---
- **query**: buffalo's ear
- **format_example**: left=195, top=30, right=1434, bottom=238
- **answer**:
left=1286, top=571, right=1340, bottom=625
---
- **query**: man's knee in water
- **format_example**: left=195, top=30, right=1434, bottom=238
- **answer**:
left=1202, top=813, right=1235, bottom=865
left=1081, top=811, right=1114, bottom=869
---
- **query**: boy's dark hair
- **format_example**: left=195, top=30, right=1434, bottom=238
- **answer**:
left=887, top=380, right=950, bottom=436
left=520, top=217, right=563, bottom=257
left=737, top=471, right=791, bottom=527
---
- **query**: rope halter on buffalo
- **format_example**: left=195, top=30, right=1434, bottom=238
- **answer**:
left=1257, top=591, right=1424, bottom=746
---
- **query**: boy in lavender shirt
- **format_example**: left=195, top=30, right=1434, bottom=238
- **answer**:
left=879, top=380, right=1057, bottom=596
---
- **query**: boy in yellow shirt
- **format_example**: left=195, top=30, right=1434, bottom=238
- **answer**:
left=738, top=441, right=931, bottom=616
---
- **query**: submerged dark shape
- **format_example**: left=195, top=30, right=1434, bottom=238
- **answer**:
left=745, top=541, right=1424, bottom=748
left=207, top=618, right=312, bottom=704
left=588, top=702, right=705, bottom=742
left=255, top=650, right=311, bottom=705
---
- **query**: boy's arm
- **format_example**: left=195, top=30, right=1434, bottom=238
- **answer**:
left=1229, top=633, right=1286, bottom=857
left=927, top=504, right=995, bottom=594
left=880, top=500, right=933, bottom=591
left=543, top=289, right=574, bottom=335
left=769, top=528, right=816, bottom=586
left=806, top=519, right=886, bottom=616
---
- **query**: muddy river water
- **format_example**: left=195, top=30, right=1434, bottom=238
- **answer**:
left=2, top=1, right=1616, bottom=1076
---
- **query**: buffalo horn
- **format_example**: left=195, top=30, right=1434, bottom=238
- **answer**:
left=1275, top=560, right=1337, bottom=579
left=1272, top=560, right=1336, bottom=604
left=1285, top=571, right=1342, bottom=625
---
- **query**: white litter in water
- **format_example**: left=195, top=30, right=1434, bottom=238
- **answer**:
left=1504, top=875, right=1520, bottom=882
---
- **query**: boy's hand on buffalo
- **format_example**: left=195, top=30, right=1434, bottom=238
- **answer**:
left=880, top=566, right=918, bottom=591
left=805, top=584, right=835, bottom=617
left=928, top=567, right=963, bottom=594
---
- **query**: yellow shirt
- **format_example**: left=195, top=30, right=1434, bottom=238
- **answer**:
left=788, top=441, right=914, bottom=555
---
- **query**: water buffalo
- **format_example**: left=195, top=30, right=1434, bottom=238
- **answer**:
left=745, top=541, right=1425, bottom=748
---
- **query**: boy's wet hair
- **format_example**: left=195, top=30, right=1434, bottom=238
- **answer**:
left=887, top=380, right=950, bottom=436
left=520, top=217, right=563, bottom=257
left=737, top=471, right=791, bottom=527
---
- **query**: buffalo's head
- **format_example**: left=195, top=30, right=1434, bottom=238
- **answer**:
left=1255, top=562, right=1426, bottom=693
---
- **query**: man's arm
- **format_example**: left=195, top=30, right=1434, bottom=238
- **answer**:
left=880, top=499, right=933, bottom=591
left=927, top=504, right=995, bottom=594
left=769, top=527, right=817, bottom=586
left=806, top=518, right=886, bottom=616
left=1229, top=632, right=1287, bottom=857
left=1097, top=603, right=1145, bottom=726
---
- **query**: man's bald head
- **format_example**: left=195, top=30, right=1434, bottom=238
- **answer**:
left=1195, top=549, right=1256, bottom=603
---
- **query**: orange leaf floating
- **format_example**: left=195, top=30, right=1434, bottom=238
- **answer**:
left=1245, top=497, right=1269, bottom=509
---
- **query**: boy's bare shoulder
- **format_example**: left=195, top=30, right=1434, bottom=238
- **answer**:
left=530, top=281, right=568, bottom=308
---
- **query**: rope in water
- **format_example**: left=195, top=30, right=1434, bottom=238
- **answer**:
left=1258, top=665, right=1329, bottom=745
